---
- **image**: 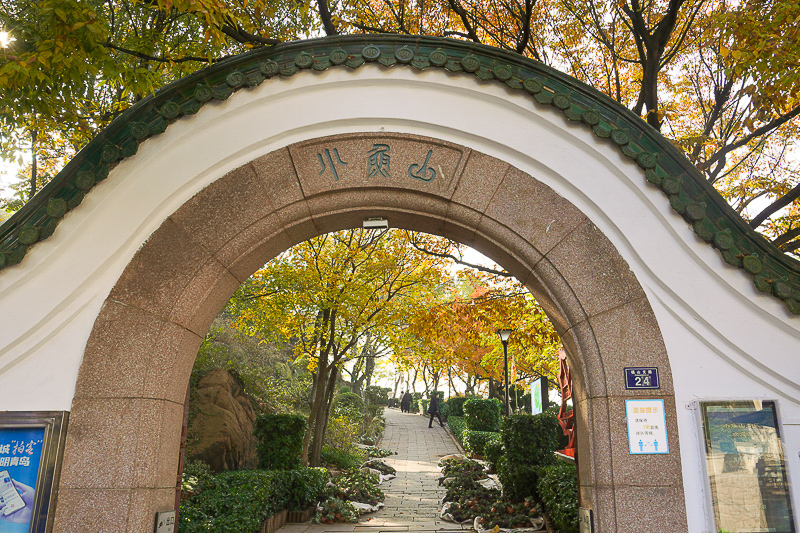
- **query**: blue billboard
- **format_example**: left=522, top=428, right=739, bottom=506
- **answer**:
left=0, top=426, right=45, bottom=532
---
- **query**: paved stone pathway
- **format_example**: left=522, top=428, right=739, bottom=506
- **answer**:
left=279, top=407, right=465, bottom=533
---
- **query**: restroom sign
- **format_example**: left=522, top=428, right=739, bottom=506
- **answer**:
left=626, top=399, right=669, bottom=454
left=624, top=367, right=660, bottom=389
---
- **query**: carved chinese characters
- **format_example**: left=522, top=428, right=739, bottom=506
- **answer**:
left=291, top=134, right=466, bottom=197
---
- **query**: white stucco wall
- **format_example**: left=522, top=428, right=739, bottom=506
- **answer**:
left=0, top=65, right=797, bottom=531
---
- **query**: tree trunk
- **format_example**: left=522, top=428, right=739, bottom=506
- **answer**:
left=309, top=365, right=339, bottom=466
left=392, top=374, right=403, bottom=400
left=302, top=363, right=329, bottom=466
left=364, top=353, right=375, bottom=388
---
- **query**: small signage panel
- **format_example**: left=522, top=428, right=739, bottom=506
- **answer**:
left=155, top=510, right=176, bottom=533
left=626, top=399, right=669, bottom=454
left=578, top=507, right=593, bottom=533
left=530, top=377, right=547, bottom=415
left=624, top=367, right=660, bottom=389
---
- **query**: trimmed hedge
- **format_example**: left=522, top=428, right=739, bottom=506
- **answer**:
left=462, top=429, right=500, bottom=457
left=463, top=398, right=501, bottom=432
left=498, top=411, right=561, bottom=501
left=179, top=468, right=329, bottom=533
left=253, top=414, right=307, bottom=470
left=538, top=462, right=579, bottom=533
left=483, top=433, right=504, bottom=472
left=444, top=396, right=479, bottom=418
left=447, top=416, right=466, bottom=447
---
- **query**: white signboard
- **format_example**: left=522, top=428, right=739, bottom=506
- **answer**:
left=531, top=379, right=543, bottom=415
left=625, top=399, right=668, bottom=454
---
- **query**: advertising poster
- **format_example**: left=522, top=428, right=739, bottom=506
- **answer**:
left=702, top=401, right=796, bottom=533
left=0, top=427, right=45, bottom=532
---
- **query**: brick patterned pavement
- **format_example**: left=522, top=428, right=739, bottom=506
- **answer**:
left=278, top=407, right=466, bottom=533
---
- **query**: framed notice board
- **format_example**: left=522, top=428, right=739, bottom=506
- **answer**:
left=701, top=401, right=796, bottom=533
left=0, top=412, right=68, bottom=533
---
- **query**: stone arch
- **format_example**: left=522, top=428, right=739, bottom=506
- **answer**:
left=3, top=34, right=796, bottom=533
left=54, top=133, right=685, bottom=532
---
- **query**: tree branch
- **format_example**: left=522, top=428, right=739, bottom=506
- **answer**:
left=448, top=0, right=482, bottom=43
left=220, top=24, right=281, bottom=45
left=750, top=182, right=800, bottom=229
left=773, top=226, right=800, bottom=249
left=102, top=41, right=212, bottom=63
left=704, top=104, right=800, bottom=171
left=407, top=238, right=512, bottom=277
left=781, top=239, right=800, bottom=253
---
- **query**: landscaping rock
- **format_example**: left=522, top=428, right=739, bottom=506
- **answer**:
left=187, top=369, right=258, bottom=472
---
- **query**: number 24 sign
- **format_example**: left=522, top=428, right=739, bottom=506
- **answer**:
left=624, top=367, right=660, bottom=390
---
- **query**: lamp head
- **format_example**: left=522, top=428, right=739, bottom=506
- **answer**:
left=497, top=329, right=513, bottom=342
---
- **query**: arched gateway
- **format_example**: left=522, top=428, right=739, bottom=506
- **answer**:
left=0, top=35, right=798, bottom=532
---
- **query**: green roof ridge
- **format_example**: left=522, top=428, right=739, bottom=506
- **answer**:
left=1, top=34, right=798, bottom=314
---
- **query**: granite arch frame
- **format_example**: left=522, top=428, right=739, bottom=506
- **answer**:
left=53, top=131, right=686, bottom=532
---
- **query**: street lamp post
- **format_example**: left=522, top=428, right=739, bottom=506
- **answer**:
left=497, top=329, right=513, bottom=417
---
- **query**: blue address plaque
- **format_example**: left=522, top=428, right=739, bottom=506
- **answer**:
left=624, top=367, right=660, bottom=390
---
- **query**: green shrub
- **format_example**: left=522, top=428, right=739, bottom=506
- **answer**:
left=325, top=414, right=361, bottom=454
left=361, top=459, right=396, bottom=475
left=362, top=411, right=385, bottom=442
left=320, top=446, right=365, bottom=470
left=314, top=497, right=359, bottom=524
left=279, top=468, right=330, bottom=511
left=181, top=460, right=214, bottom=496
left=440, top=458, right=486, bottom=479
left=462, top=429, right=500, bottom=457
left=335, top=391, right=365, bottom=420
left=445, top=396, right=478, bottom=418
left=482, top=433, right=504, bottom=472
left=253, top=414, right=307, bottom=470
left=364, top=385, right=391, bottom=405
left=332, top=470, right=385, bottom=505
left=179, top=470, right=289, bottom=533
left=365, top=403, right=383, bottom=419
left=411, top=392, right=422, bottom=412
left=498, top=412, right=561, bottom=501
left=420, top=399, right=430, bottom=412
left=538, top=462, right=579, bottom=533
left=447, top=416, right=465, bottom=446
left=463, top=398, right=501, bottom=432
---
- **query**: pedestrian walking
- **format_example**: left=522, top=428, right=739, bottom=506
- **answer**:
left=402, top=391, right=413, bottom=413
left=428, top=391, right=443, bottom=427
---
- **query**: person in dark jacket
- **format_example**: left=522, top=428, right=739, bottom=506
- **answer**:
left=402, top=391, right=413, bottom=413
left=428, top=391, right=443, bottom=427
left=399, top=391, right=408, bottom=412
